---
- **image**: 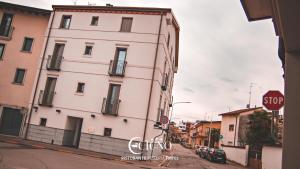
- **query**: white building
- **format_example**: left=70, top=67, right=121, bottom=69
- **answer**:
left=25, top=4, right=179, bottom=156
left=219, top=107, right=263, bottom=147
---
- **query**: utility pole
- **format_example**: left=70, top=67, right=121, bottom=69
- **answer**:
left=207, top=118, right=213, bottom=148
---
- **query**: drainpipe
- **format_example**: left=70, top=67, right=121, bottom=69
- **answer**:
left=233, top=115, right=238, bottom=146
left=141, top=12, right=163, bottom=156
left=24, top=11, right=56, bottom=139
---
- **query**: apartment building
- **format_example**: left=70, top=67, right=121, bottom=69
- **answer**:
left=25, top=5, right=179, bottom=156
left=0, top=2, right=50, bottom=136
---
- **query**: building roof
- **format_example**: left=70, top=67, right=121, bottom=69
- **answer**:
left=52, top=4, right=180, bottom=72
left=0, top=1, right=51, bottom=15
left=219, top=107, right=263, bottom=116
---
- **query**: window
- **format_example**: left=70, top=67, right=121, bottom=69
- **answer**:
left=22, top=37, right=33, bottom=52
left=84, top=45, right=93, bottom=55
left=102, top=84, right=121, bottom=115
left=0, top=13, right=14, bottom=37
left=47, top=43, right=65, bottom=70
left=13, top=68, right=25, bottom=84
left=39, top=77, right=57, bottom=106
left=104, top=128, right=112, bottom=137
left=60, top=15, right=72, bottom=29
left=0, top=43, right=5, bottom=59
left=76, top=82, right=85, bottom=93
left=167, top=33, right=170, bottom=47
left=39, top=118, right=47, bottom=126
left=91, top=16, right=99, bottom=26
left=109, top=48, right=127, bottom=76
left=229, top=124, right=234, bottom=131
left=120, top=17, right=133, bottom=32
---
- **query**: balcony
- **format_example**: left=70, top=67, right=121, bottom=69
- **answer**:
left=108, top=60, right=127, bottom=77
left=0, top=26, right=14, bottom=40
left=161, top=73, right=169, bottom=91
left=101, top=98, right=121, bottom=116
left=38, top=90, right=55, bottom=107
left=46, top=55, right=62, bottom=71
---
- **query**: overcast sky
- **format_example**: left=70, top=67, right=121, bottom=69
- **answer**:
left=6, top=0, right=284, bottom=122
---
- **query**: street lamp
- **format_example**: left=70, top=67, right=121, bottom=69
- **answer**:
left=169, top=101, right=192, bottom=122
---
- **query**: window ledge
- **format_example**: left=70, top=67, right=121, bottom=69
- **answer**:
left=75, top=92, right=84, bottom=96
left=12, top=82, right=24, bottom=86
left=20, top=50, right=32, bottom=53
left=82, top=54, right=92, bottom=58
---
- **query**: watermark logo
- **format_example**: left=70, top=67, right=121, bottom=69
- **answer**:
left=128, top=137, right=172, bottom=155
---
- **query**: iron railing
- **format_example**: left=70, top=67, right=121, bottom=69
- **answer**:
left=161, top=73, right=168, bottom=91
left=108, top=60, right=127, bottom=77
left=38, top=90, right=55, bottom=107
left=46, top=55, right=62, bottom=71
left=101, top=98, right=121, bottom=116
left=0, top=26, right=14, bottom=40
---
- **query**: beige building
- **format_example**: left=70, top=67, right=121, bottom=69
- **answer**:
left=240, top=0, right=299, bottom=168
left=25, top=4, right=179, bottom=156
left=219, top=107, right=263, bottom=147
left=0, top=2, right=50, bottom=136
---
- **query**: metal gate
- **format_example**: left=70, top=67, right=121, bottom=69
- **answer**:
left=0, top=107, right=23, bottom=136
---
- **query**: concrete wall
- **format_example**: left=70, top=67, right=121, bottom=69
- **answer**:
left=222, top=145, right=249, bottom=166
left=262, top=146, right=282, bottom=169
left=27, top=124, right=64, bottom=145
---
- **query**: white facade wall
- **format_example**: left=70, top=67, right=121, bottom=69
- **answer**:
left=262, top=146, right=282, bottom=169
left=220, top=115, right=239, bottom=146
left=222, top=145, right=249, bottom=166
left=28, top=8, right=178, bottom=155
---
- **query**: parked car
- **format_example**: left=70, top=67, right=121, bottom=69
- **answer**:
left=206, top=148, right=226, bottom=164
left=198, top=146, right=209, bottom=159
left=195, top=146, right=204, bottom=154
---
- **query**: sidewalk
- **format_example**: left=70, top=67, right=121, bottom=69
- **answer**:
left=0, top=134, right=167, bottom=168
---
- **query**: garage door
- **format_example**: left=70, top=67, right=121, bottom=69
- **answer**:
left=0, top=107, right=23, bottom=136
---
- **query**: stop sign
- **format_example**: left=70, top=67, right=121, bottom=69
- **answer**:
left=262, top=90, right=284, bottom=110
left=160, top=116, right=169, bottom=124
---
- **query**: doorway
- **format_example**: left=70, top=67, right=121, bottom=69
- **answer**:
left=62, top=116, right=83, bottom=148
left=0, top=107, right=23, bottom=136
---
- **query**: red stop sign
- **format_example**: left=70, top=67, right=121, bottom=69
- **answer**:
left=160, top=116, right=169, bottom=124
left=263, top=91, right=284, bottom=110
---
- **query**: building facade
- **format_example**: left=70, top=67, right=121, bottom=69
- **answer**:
left=240, top=0, right=299, bottom=168
left=219, top=107, right=263, bottom=147
left=25, top=5, right=179, bottom=156
left=0, top=2, right=50, bottom=136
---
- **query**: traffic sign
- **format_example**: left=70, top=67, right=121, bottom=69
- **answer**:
left=263, top=90, right=284, bottom=110
left=160, top=115, right=169, bottom=124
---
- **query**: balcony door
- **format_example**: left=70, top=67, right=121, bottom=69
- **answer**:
left=113, top=48, right=127, bottom=75
left=43, top=77, right=57, bottom=105
left=0, top=13, right=13, bottom=37
left=106, top=84, right=121, bottom=114
left=50, top=43, right=65, bottom=70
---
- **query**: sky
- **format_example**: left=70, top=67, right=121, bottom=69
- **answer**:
left=6, top=0, right=284, bottom=122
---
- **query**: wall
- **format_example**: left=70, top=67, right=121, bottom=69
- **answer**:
left=0, top=9, right=49, bottom=108
left=29, top=9, right=178, bottom=145
left=222, top=145, right=249, bottom=166
left=262, top=146, right=282, bottom=169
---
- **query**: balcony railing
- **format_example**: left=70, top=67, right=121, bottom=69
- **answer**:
left=108, top=60, right=127, bottom=77
left=46, top=55, right=62, bottom=71
left=0, top=26, right=14, bottom=40
left=38, top=90, right=55, bottom=107
left=161, top=73, right=168, bottom=91
left=101, top=98, right=121, bottom=116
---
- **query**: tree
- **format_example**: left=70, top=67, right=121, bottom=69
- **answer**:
left=209, top=128, right=220, bottom=148
left=246, top=111, right=275, bottom=150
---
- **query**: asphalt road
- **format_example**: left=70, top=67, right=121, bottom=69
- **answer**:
left=167, top=144, right=247, bottom=169
left=0, top=142, right=147, bottom=169
left=0, top=142, right=246, bottom=169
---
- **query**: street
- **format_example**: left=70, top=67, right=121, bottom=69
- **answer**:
left=0, top=142, right=144, bottom=169
left=167, top=144, right=246, bottom=169
left=0, top=142, right=245, bottom=169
